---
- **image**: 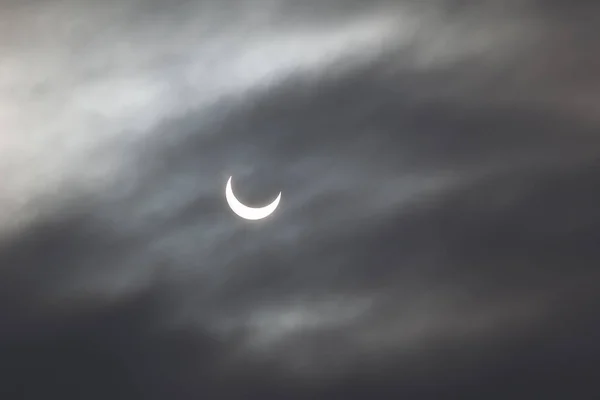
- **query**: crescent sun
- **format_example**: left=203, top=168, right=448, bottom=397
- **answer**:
left=225, top=176, right=281, bottom=220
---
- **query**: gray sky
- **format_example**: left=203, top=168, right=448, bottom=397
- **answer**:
left=0, top=0, right=599, bottom=398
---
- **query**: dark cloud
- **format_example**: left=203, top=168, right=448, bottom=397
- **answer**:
left=0, top=0, right=599, bottom=398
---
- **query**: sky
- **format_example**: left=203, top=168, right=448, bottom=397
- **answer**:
left=0, top=0, right=600, bottom=398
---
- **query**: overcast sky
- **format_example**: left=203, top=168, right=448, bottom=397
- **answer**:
left=0, top=0, right=599, bottom=398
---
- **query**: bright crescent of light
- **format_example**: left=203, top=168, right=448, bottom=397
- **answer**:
left=225, top=176, right=281, bottom=220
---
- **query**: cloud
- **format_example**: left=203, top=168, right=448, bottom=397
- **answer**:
left=1, top=0, right=600, bottom=398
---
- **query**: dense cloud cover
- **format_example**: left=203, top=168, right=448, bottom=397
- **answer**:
left=0, top=0, right=599, bottom=398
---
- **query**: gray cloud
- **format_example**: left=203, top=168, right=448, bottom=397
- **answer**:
left=1, top=0, right=600, bottom=398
